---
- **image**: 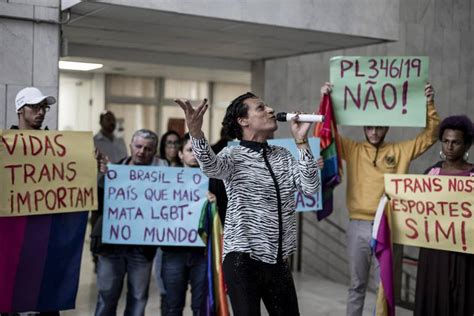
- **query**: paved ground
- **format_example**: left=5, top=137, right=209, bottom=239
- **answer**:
left=66, top=235, right=411, bottom=316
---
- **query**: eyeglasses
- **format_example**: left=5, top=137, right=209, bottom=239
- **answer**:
left=165, top=140, right=180, bottom=147
left=25, top=104, right=51, bottom=112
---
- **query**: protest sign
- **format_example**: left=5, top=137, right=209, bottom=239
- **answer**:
left=330, top=56, right=429, bottom=127
left=228, top=137, right=322, bottom=211
left=385, top=174, right=474, bottom=254
left=103, top=165, right=208, bottom=246
left=0, top=130, right=97, bottom=216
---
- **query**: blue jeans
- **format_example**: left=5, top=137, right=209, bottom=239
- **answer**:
left=95, top=249, right=153, bottom=316
left=154, top=249, right=167, bottom=295
left=154, top=248, right=167, bottom=315
left=161, top=251, right=207, bottom=316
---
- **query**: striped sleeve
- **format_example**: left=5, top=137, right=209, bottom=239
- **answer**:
left=292, top=147, right=320, bottom=196
left=191, top=136, right=234, bottom=180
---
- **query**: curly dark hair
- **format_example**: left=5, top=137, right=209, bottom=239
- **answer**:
left=438, top=115, right=473, bottom=147
left=222, top=92, right=257, bottom=140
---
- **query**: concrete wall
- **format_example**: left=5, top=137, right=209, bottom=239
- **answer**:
left=0, top=0, right=60, bottom=130
left=264, top=0, right=474, bottom=284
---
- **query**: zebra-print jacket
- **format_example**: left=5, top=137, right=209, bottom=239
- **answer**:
left=192, top=137, right=321, bottom=264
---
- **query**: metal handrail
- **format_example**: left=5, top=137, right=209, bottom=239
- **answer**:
left=324, top=217, right=347, bottom=234
left=302, top=216, right=347, bottom=251
left=302, top=229, right=348, bottom=266
left=302, top=244, right=350, bottom=279
left=299, top=214, right=350, bottom=283
left=298, top=213, right=418, bottom=306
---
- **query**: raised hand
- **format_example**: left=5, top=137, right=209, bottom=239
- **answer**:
left=320, top=82, right=333, bottom=96
left=424, top=82, right=434, bottom=102
left=174, top=98, right=209, bottom=138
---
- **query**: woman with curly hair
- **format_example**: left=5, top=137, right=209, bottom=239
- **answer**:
left=175, top=93, right=321, bottom=316
left=415, top=115, right=474, bottom=316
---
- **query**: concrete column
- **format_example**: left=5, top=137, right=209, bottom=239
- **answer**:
left=0, top=0, right=60, bottom=129
left=251, top=60, right=265, bottom=98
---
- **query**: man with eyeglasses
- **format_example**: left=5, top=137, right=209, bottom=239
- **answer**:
left=320, top=82, right=440, bottom=316
left=0, top=87, right=89, bottom=316
left=14, top=87, right=55, bottom=130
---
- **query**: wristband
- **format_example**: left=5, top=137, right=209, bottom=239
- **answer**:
left=294, top=138, right=308, bottom=145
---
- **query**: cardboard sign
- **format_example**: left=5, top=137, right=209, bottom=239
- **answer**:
left=385, top=174, right=474, bottom=254
left=228, top=137, right=322, bottom=211
left=103, top=165, right=208, bottom=246
left=0, top=130, right=97, bottom=216
left=330, top=56, right=429, bottom=126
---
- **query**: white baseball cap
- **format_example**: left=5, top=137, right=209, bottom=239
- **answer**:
left=15, top=87, right=56, bottom=113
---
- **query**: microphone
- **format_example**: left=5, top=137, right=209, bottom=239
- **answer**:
left=276, top=112, right=325, bottom=123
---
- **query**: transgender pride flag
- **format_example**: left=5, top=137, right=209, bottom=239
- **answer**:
left=371, top=196, right=395, bottom=316
left=0, top=211, right=88, bottom=313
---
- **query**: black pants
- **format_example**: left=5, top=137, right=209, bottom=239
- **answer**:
left=223, top=252, right=299, bottom=316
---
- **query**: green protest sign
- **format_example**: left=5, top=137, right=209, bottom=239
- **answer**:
left=329, top=56, right=429, bottom=127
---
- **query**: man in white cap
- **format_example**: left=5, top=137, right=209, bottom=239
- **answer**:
left=0, top=87, right=87, bottom=316
left=14, top=87, right=56, bottom=130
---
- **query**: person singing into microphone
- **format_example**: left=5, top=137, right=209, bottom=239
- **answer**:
left=175, top=92, right=321, bottom=316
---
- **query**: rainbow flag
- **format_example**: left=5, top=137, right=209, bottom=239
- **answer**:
left=313, top=94, right=343, bottom=220
left=371, top=196, right=395, bottom=316
left=198, top=201, right=229, bottom=316
left=0, top=211, right=88, bottom=313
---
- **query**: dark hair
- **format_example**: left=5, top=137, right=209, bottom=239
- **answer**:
left=439, top=115, right=473, bottom=147
left=181, top=132, right=191, bottom=148
left=222, top=92, right=257, bottom=140
left=99, top=110, right=115, bottom=123
left=159, top=130, right=181, bottom=159
left=220, top=125, right=232, bottom=140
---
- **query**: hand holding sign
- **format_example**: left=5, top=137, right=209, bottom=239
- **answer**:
left=95, top=148, right=110, bottom=174
left=424, top=82, right=434, bottom=102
